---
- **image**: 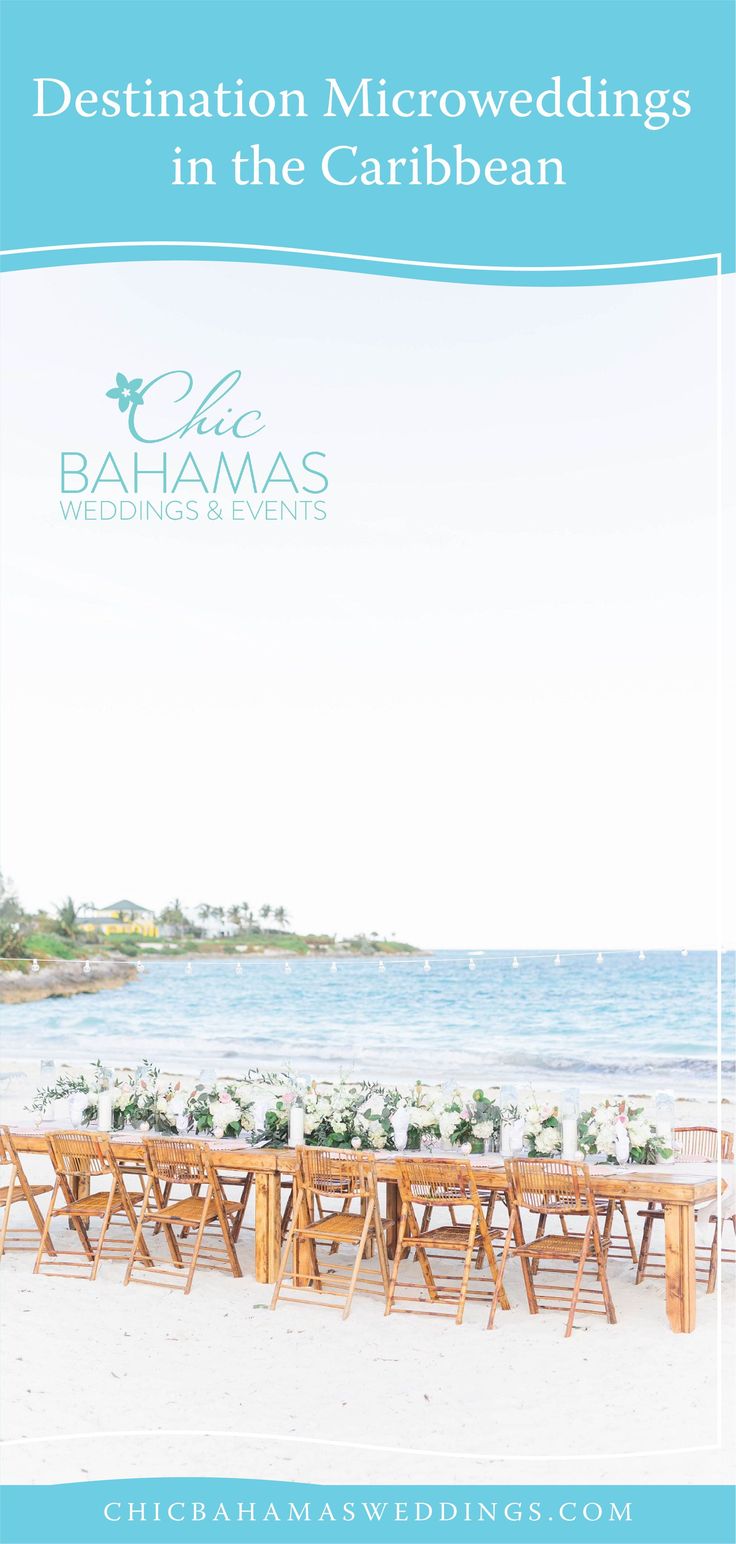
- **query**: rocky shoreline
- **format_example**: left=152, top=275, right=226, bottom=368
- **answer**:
left=0, top=960, right=138, bottom=1005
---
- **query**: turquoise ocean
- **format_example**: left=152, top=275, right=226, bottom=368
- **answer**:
left=1, top=950, right=733, bottom=1091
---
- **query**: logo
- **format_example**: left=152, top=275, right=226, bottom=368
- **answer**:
left=58, top=369, right=330, bottom=525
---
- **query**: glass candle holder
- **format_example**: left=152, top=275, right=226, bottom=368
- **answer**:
left=499, top=1084, right=519, bottom=1157
left=654, top=1091, right=675, bottom=1160
left=560, top=1087, right=580, bottom=1159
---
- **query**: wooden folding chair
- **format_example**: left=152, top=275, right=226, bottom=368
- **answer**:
left=0, top=1127, right=55, bottom=1258
left=532, top=1193, right=637, bottom=1268
left=385, top=1157, right=509, bottom=1324
left=488, top=1158, right=616, bottom=1338
left=271, top=1147, right=389, bottom=1319
left=124, top=1139, right=244, bottom=1293
left=636, top=1127, right=734, bottom=1292
left=34, top=1131, right=146, bottom=1280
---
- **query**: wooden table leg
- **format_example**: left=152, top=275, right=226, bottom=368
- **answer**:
left=254, top=1172, right=281, bottom=1284
left=664, top=1201, right=696, bottom=1333
left=384, top=1179, right=400, bottom=1259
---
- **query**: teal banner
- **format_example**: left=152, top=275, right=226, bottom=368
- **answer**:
left=1, top=1481, right=735, bottom=1544
left=0, top=0, right=733, bottom=283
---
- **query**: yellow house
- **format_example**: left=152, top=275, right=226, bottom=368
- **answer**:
left=77, top=899, right=159, bottom=937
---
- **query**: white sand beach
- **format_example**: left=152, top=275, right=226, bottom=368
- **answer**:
left=1, top=1070, right=733, bottom=1490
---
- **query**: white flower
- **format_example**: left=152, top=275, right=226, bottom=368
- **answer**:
left=210, top=1100, right=235, bottom=1131
left=628, top=1118, right=651, bottom=1147
left=439, top=1111, right=458, bottom=1142
left=536, top=1125, right=561, bottom=1156
left=137, top=1095, right=148, bottom=1111
left=472, top=1120, right=494, bottom=1139
left=351, top=1137, right=362, bottom=1149
left=156, top=1096, right=170, bottom=1115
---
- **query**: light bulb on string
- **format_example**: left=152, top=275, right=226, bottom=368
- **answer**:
left=31, top=959, right=40, bottom=973
left=330, top=962, right=338, bottom=974
left=638, top=950, right=646, bottom=961
left=235, top=962, right=242, bottom=976
left=82, top=961, right=91, bottom=975
left=554, top=954, right=561, bottom=966
left=681, top=949, right=689, bottom=957
left=596, top=952, right=604, bottom=964
left=423, top=960, right=431, bottom=972
left=185, top=962, right=192, bottom=976
left=512, top=956, right=519, bottom=969
left=468, top=958, right=476, bottom=972
left=284, top=963, right=292, bottom=975
left=378, top=961, right=385, bottom=973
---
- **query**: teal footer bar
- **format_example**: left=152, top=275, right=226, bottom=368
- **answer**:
left=1, top=1482, right=734, bottom=1544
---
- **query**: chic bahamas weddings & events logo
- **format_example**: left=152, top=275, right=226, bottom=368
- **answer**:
left=58, top=368, right=330, bottom=525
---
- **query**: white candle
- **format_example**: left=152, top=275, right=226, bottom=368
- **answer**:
left=501, top=1121, right=515, bottom=1158
left=391, top=1109, right=410, bottom=1151
left=562, top=1115, right=577, bottom=1159
left=97, top=1089, right=113, bottom=1132
left=288, top=1100, right=305, bottom=1147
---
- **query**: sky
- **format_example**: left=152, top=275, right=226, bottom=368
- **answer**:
left=0, top=261, right=732, bottom=948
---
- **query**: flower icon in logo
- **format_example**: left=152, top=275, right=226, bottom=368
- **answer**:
left=106, top=372, right=144, bottom=413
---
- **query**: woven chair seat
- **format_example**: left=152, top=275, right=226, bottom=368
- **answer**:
left=1, top=1182, right=52, bottom=1204
left=515, top=1233, right=590, bottom=1258
left=148, top=1194, right=241, bottom=1225
left=416, top=1223, right=506, bottom=1248
left=300, top=1210, right=381, bottom=1242
left=56, top=1189, right=144, bottom=1218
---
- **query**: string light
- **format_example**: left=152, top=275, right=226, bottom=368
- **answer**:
left=554, top=954, right=561, bottom=966
left=185, top=962, right=192, bottom=975
left=468, top=959, right=476, bottom=971
left=378, top=961, right=385, bottom=973
left=638, top=950, right=646, bottom=961
left=284, top=963, right=292, bottom=975
left=512, top=956, right=519, bottom=969
left=235, top=962, right=242, bottom=975
left=136, top=962, right=145, bottom=973
left=596, top=952, right=604, bottom=964
left=330, top=962, right=338, bottom=974
left=82, top=961, right=91, bottom=975
left=423, top=960, right=431, bottom=972
left=31, top=959, right=40, bottom=973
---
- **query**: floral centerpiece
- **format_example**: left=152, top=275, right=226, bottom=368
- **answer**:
left=523, top=1098, right=562, bottom=1156
left=430, top=1087, right=501, bottom=1152
left=187, top=1081, right=255, bottom=1139
left=27, top=1065, right=675, bottom=1164
left=579, top=1098, right=672, bottom=1164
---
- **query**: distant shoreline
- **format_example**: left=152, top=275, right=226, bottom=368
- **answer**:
left=0, top=942, right=426, bottom=1004
left=0, top=959, right=138, bottom=1005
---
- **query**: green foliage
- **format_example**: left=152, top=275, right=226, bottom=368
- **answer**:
left=25, top=932, right=77, bottom=959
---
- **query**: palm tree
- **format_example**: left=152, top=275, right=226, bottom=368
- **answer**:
left=259, top=903, right=272, bottom=924
left=158, top=899, right=187, bottom=937
left=227, top=904, right=241, bottom=929
left=197, top=903, right=212, bottom=923
left=55, top=896, right=85, bottom=939
left=273, top=906, right=291, bottom=930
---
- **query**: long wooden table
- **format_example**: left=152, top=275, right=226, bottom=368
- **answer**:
left=12, top=1130, right=723, bottom=1335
